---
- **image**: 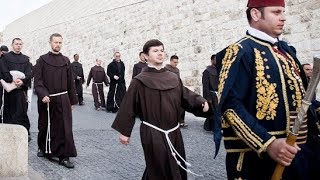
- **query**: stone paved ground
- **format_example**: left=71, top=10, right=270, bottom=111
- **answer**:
left=27, top=93, right=227, bottom=180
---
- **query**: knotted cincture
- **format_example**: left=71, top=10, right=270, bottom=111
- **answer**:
left=45, top=103, right=51, bottom=154
left=113, top=83, right=119, bottom=109
left=45, top=91, right=68, bottom=154
left=142, top=121, right=204, bottom=177
left=1, top=88, right=4, bottom=124
left=94, top=83, right=103, bottom=104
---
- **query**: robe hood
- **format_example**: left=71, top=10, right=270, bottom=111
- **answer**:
left=134, top=67, right=179, bottom=90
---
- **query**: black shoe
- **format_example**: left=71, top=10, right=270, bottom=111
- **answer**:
left=37, top=149, right=44, bottom=157
left=79, top=102, right=85, bottom=105
left=180, top=123, right=188, bottom=128
left=112, top=109, right=118, bottom=113
left=59, top=158, right=74, bottom=168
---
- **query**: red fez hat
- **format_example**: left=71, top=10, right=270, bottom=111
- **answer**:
left=247, top=0, right=285, bottom=7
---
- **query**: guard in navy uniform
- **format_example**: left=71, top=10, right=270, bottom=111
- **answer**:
left=214, top=0, right=320, bottom=179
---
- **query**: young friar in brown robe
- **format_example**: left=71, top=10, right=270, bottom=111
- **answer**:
left=86, top=58, right=109, bottom=110
left=34, top=33, right=78, bottom=168
left=112, top=39, right=210, bottom=180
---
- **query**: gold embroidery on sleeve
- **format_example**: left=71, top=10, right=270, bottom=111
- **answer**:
left=217, top=44, right=240, bottom=102
left=224, top=109, right=263, bottom=151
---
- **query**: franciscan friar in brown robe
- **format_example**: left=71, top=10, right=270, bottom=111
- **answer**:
left=112, top=67, right=208, bottom=180
left=87, top=65, right=109, bottom=109
left=34, top=51, right=78, bottom=159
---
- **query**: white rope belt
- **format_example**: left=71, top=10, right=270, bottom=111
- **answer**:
left=142, top=121, right=203, bottom=177
left=113, top=83, right=119, bottom=109
left=94, top=83, right=103, bottom=104
left=45, top=91, right=67, bottom=154
left=49, top=91, right=68, bottom=97
left=1, top=88, right=4, bottom=124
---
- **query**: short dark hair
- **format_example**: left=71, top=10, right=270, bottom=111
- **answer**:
left=0, top=45, right=9, bottom=52
left=143, top=39, right=164, bottom=55
left=139, top=51, right=143, bottom=56
left=49, top=33, right=63, bottom=41
left=74, top=54, right=79, bottom=58
left=302, top=63, right=311, bottom=68
left=246, top=7, right=264, bottom=24
left=170, top=55, right=179, bottom=61
left=12, top=38, right=22, bottom=44
left=211, top=54, right=216, bottom=61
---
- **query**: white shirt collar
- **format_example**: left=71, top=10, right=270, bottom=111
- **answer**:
left=247, top=27, right=279, bottom=44
left=147, top=63, right=164, bottom=70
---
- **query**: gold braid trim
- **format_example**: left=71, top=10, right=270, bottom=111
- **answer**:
left=224, top=109, right=263, bottom=151
left=269, top=130, right=286, bottom=135
left=224, top=137, right=241, bottom=141
left=258, top=136, right=276, bottom=157
left=274, top=51, right=304, bottom=110
left=286, top=52, right=305, bottom=101
left=226, top=148, right=252, bottom=153
left=217, top=44, right=241, bottom=102
left=224, top=130, right=286, bottom=141
left=316, top=107, right=320, bottom=116
left=237, top=152, right=245, bottom=172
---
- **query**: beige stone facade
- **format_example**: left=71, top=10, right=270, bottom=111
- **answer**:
left=1, top=0, right=319, bottom=93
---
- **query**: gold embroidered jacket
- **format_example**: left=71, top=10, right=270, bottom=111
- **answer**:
left=214, top=34, right=309, bottom=156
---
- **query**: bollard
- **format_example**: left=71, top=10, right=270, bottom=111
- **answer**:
left=0, top=124, right=28, bottom=177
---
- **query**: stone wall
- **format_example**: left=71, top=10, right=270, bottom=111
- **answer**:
left=1, top=0, right=320, bottom=94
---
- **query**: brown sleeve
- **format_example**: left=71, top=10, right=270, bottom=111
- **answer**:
left=111, top=79, right=139, bottom=137
left=34, top=57, right=49, bottom=100
left=86, top=68, right=93, bottom=86
left=181, top=80, right=211, bottom=117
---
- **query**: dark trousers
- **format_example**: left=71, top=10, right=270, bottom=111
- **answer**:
left=203, top=115, right=214, bottom=131
left=75, top=80, right=83, bottom=104
left=180, top=108, right=185, bottom=123
left=0, top=86, right=3, bottom=120
left=226, top=144, right=318, bottom=180
left=92, top=83, right=105, bottom=108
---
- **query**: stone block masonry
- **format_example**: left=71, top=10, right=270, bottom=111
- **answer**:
left=1, top=0, right=319, bottom=94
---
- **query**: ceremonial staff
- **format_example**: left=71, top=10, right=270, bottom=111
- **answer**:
left=272, top=56, right=320, bottom=180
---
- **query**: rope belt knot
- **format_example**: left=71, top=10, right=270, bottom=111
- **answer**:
left=45, top=91, right=68, bottom=154
left=94, top=83, right=103, bottom=103
left=142, top=121, right=203, bottom=177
